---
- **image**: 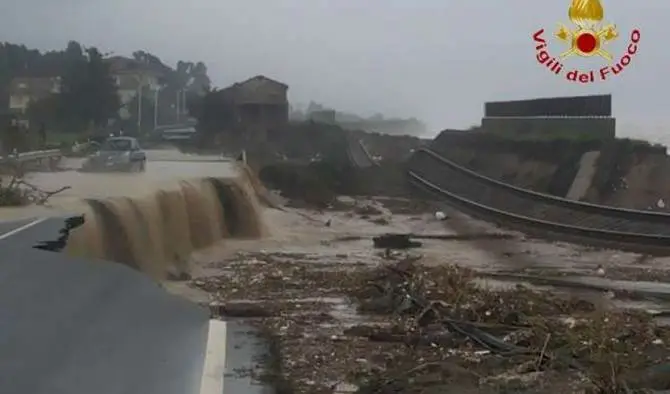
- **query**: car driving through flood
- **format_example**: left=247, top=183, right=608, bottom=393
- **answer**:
left=80, top=136, right=147, bottom=172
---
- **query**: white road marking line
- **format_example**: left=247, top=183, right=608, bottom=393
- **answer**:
left=200, top=320, right=227, bottom=394
left=0, top=218, right=48, bottom=240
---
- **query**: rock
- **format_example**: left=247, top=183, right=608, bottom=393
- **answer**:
left=213, top=303, right=276, bottom=318
left=333, top=382, right=359, bottom=393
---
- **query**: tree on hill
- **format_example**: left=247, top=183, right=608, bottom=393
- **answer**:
left=126, top=51, right=212, bottom=124
left=29, top=43, right=120, bottom=133
left=0, top=42, right=72, bottom=109
left=188, top=88, right=235, bottom=132
left=1, top=42, right=212, bottom=134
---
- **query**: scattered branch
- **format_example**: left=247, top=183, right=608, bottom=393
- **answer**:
left=0, top=174, right=70, bottom=206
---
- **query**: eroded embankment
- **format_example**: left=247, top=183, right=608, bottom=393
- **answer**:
left=65, top=164, right=266, bottom=279
left=430, top=131, right=670, bottom=210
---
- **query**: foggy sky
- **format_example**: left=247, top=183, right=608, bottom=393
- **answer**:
left=0, top=1, right=667, bottom=141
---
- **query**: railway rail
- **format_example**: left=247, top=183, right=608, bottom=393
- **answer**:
left=408, top=147, right=670, bottom=254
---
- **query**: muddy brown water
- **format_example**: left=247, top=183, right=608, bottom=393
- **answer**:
left=0, top=151, right=266, bottom=279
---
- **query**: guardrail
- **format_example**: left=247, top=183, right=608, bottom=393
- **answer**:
left=0, top=149, right=62, bottom=164
left=347, top=138, right=377, bottom=168
left=407, top=147, right=670, bottom=254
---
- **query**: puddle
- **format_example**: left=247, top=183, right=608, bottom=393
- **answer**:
left=472, top=276, right=670, bottom=322
left=222, top=320, right=272, bottom=394
left=225, top=296, right=366, bottom=328
left=568, top=276, right=670, bottom=295
left=478, top=272, right=670, bottom=299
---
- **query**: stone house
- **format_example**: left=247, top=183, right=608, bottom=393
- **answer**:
left=216, top=75, right=289, bottom=139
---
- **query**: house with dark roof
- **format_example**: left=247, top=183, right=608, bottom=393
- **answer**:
left=214, top=75, right=289, bottom=139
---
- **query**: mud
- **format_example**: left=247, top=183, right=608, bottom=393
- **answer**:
left=0, top=151, right=266, bottom=279
left=174, top=195, right=670, bottom=393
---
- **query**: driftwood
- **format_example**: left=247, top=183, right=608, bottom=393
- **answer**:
left=373, top=234, right=422, bottom=249
left=16, top=179, right=71, bottom=205
left=1, top=175, right=70, bottom=206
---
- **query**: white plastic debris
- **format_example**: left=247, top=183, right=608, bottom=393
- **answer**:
left=563, top=317, right=577, bottom=328
left=435, top=211, right=447, bottom=221
left=658, top=198, right=666, bottom=209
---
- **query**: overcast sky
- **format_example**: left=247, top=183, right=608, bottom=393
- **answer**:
left=0, top=1, right=667, bottom=141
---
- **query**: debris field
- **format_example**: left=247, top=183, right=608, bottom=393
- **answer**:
left=191, top=246, right=670, bottom=393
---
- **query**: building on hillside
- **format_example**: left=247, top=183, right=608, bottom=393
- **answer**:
left=106, top=56, right=163, bottom=106
left=8, top=77, right=61, bottom=114
left=309, top=110, right=336, bottom=124
left=481, top=94, right=615, bottom=141
left=216, top=75, right=289, bottom=138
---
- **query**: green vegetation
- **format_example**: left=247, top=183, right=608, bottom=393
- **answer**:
left=27, top=42, right=120, bottom=134
left=0, top=41, right=211, bottom=151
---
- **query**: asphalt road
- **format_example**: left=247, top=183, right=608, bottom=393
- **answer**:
left=0, top=215, right=214, bottom=394
left=0, top=216, right=70, bottom=249
left=0, top=154, right=267, bottom=393
left=0, top=237, right=210, bottom=394
left=0, top=216, right=272, bottom=394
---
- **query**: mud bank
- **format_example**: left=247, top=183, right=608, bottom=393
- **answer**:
left=195, top=121, right=425, bottom=167
left=65, top=164, right=266, bottom=279
left=259, top=161, right=410, bottom=206
left=430, top=131, right=670, bottom=210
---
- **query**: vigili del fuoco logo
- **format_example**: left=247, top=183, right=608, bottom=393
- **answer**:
left=532, top=0, right=640, bottom=83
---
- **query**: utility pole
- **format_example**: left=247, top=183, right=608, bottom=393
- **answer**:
left=137, top=76, right=143, bottom=134
left=176, top=90, right=180, bottom=123
left=175, top=89, right=188, bottom=123
left=181, top=89, right=187, bottom=119
left=153, top=87, right=160, bottom=129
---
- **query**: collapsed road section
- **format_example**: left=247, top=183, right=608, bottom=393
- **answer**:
left=0, top=154, right=271, bottom=394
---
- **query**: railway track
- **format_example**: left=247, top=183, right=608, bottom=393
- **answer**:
left=408, top=147, right=670, bottom=254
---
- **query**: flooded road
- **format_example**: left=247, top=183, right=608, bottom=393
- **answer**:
left=0, top=150, right=237, bottom=221
left=0, top=149, right=264, bottom=280
left=0, top=149, right=267, bottom=394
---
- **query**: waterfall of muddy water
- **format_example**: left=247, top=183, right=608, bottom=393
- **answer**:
left=0, top=151, right=265, bottom=279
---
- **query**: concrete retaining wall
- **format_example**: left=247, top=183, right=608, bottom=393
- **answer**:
left=481, top=117, right=616, bottom=141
